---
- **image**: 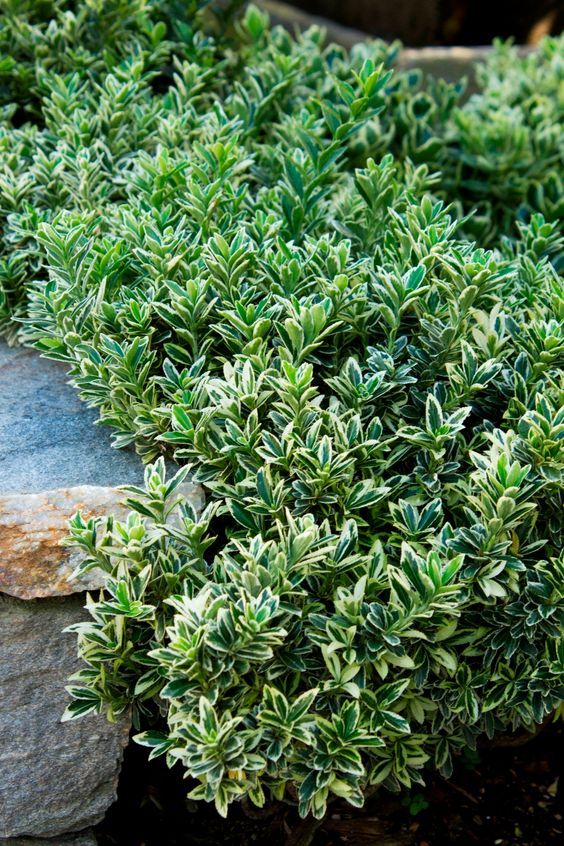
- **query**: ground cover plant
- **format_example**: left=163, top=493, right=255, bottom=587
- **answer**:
left=1, top=3, right=562, bottom=337
left=0, top=0, right=562, bottom=832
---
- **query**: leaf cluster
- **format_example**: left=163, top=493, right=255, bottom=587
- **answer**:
left=0, top=1, right=562, bottom=822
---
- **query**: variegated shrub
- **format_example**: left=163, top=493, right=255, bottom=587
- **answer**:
left=0, top=0, right=562, bottom=824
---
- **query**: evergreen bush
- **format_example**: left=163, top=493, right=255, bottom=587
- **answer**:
left=0, top=0, right=562, bottom=823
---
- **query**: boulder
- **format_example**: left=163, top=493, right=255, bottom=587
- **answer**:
left=3, top=831, right=97, bottom=846
left=0, top=343, right=148, bottom=495
left=0, top=595, right=129, bottom=838
left=0, top=486, right=129, bottom=600
left=0, top=342, right=200, bottom=840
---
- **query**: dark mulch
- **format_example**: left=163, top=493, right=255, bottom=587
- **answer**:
left=95, top=723, right=563, bottom=846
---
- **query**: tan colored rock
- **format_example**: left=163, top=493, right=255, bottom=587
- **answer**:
left=0, top=486, right=125, bottom=600
left=0, top=481, right=203, bottom=600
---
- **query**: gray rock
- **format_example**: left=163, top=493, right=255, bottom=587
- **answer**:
left=2, top=829, right=97, bottom=845
left=0, top=342, right=145, bottom=494
left=0, top=341, right=133, bottom=840
left=0, top=343, right=203, bottom=839
left=0, top=343, right=202, bottom=600
left=0, top=596, right=129, bottom=838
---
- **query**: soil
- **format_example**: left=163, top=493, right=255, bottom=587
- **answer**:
left=95, top=723, right=563, bottom=846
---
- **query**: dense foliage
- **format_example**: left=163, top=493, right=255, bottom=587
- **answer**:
left=1, top=0, right=562, bottom=823
left=1, top=3, right=562, bottom=338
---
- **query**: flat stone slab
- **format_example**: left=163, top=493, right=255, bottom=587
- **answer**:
left=0, top=343, right=201, bottom=840
left=0, top=342, right=145, bottom=494
left=0, top=338, right=138, bottom=596
left=0, top=481, right=201, bottom=600
left=0, top=342, right=202, bottom=599
left=0, top=596, right=130, bottom=839
left=2, top=829, right=97, bottom=845
left=0, top=486, right=126, bottom=599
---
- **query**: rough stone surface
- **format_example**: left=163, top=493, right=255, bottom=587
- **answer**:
left=0, top=481, right=202, bottom=600
left=2, top=830, right=97, bottom=846
left=0, top=342, right=145, bottom=494
left=0, top=341, right=202, bottom=599
left=0, top=343, right=204, bottom=840
left=0, top=486, right=126, bottom=599
left=0, top=595, right=129, bottom=839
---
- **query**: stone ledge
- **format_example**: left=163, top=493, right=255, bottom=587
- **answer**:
left=0, top=486, right=126, bottom=600
left=2, top=832, right=97, bottom=846
left=0, top=342, right=200, bottom=840
left=0, top=341, right=202, bottom=600
left=0, top=595, right=130, bottom=839
left=0, top=342, right=146, bottom=495
left=256, top=0, right=533, bottom=91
